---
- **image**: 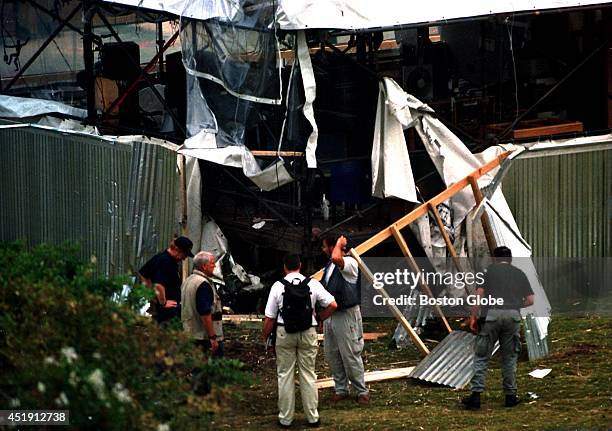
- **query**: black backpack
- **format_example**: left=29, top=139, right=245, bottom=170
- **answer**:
left=279, top=277, right=313, bottom=334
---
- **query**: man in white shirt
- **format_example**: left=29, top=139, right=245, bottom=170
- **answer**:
left=262, top=254, right=337, bottom=429
left=320, top=234, right=369, bottom=405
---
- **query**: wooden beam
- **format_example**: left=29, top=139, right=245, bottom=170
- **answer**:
left=390, top=225, right=452, bottom=334
left=427, top=202, right=463, bottom=272
left=349, top=152, right=511, bottom=257
left=316, top=366, right=415, bottom=389
left=250, top=151, right=304, bottom=157
left=222, top=314, right=264, bottom=323
left=349, top=249, right=429, bottom=356
left=467, top=175, right=497, bottom=254
left=312, top=153, right=510, bottom=283
left=318, top=332, right=388, bottom=342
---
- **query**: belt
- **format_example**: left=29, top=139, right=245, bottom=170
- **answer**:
left=277, top=323, right=317, bottom=327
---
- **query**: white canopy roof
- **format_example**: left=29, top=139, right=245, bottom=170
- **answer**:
left=102, top=0, right=611, bottom=29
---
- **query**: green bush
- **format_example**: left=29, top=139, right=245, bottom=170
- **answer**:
left=0, top=242, right=249, bottom=430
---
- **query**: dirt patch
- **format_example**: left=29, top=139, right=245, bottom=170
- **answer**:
left=549, top=343, right=599, bottom=359
left=224, top=338, right=274, bottom=371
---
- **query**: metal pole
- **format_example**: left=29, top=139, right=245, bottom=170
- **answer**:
left=156, top=21, right=165, bottom=79
left=83, top=2, right=96, bottom=124
left=26, top=0, right=100, bottom=45
left=4, top=3, right=81, bottom=92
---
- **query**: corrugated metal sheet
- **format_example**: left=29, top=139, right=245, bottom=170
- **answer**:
left=410, top=330, right=476, bottom=389
left=502, top=149, right=612, bottom=310
left=524, top=313, right=550, bottom=361
left=503, top=149, right=611, bottom=258
left=0, top=125, right=179, bottom=277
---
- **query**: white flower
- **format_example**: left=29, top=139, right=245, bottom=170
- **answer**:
left=37, top=382, right=46, bottom=393
left=68, top=371, right=79, bottom=387
left=86, top=369, right=106, bottom=400
left=9, top=398, right=20, bottom=408
left=44, top=356, right=57, bottom=365
left=54, top=392, right=69, bottom=406
left=92, top=352, right=102, bottom=360
left=112, top=383, right=132, bottom=404
left=61, top=347, right=78, bottom=364
left=157, top=424, right=170, bottom=431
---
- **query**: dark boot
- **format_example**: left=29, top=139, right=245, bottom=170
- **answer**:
left=462, top=392, right=481, bottom=410
left=505, top=394, right=521, bottom=407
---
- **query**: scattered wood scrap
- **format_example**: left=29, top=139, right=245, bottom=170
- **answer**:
left=222, top=315, right=264, bottom=323
left=315, top=366, right=415, bottom=389
left=317, top=332, right=388, bottom=342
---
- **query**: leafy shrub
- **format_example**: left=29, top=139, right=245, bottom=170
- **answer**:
left=0, top=242, right=248, bottom=430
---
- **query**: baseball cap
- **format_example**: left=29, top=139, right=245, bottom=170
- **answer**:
left=174, top=236, right=194, bottom=257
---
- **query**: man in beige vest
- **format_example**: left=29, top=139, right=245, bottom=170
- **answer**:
left=181, top=251, right=224, bottom=357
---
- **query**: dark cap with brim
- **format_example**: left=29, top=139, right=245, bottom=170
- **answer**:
left=174, top=236, right=194, bottom=257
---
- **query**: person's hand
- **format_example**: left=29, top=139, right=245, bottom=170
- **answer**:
left=468, top=316, right=478, bottom=333
left=163, top=300, right=178, bottom=308
left=337, top=235, right=348, bottom=249
left=210, top=338, right=219, bottom=353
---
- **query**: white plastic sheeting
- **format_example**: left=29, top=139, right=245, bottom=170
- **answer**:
left=180, top=6, right=282, bottom=105
left=371, top=78, right=418, bottom=202
left=294, top=31, right=318, bottom=168
left=0, top=95, right=86, bottom=120
left=370, top=77, right=505, bottom=226
left=274, top=0, right=611, bottom=30
left=102, top=0, right=611, bottom=29
left=178, top=131, right=294, bottom=191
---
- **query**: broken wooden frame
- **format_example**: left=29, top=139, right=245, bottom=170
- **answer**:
left=312, top=151, right=512, bottom=356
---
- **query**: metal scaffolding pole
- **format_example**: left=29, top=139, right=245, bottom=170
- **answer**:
left=3, top=3, right=81, bottom=92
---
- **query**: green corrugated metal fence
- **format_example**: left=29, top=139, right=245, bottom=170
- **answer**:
left=0, top=125, right=180, bottom=277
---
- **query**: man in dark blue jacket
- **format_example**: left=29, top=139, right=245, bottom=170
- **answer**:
left=138, top=236, right=194, bottom=323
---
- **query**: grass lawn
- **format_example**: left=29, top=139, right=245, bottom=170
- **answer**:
left=211, top=315, right=611, bottom=431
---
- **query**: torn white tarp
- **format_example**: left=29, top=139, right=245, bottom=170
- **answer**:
left=295, top=31, right=318, bottom=169
left=371, top=77, right=418, bottom=202
left=372, top=77, right=508, bottom=226
left=178, top=130, right=294, bottom=191
left=415, top=117, right=510, bottom=229
left=274, top=0, right=611, bottom=29
left=102, top=0, right=611, bottom=30
left=0, top=95, right=86, bottom=120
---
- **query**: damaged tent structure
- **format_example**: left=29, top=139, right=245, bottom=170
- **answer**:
left=1, top=0, right=612, bottom=381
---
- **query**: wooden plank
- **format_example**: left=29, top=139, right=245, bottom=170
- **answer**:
left=427, top=202, right=463, bottom=272
left=250, top=150, right=304, bottom=157
left=316, top=366, right=415, bottom=389
left=390, top=225, right=452, bottom=334
left=318, top=332, right=388, bottom=342
left=467, top=175, right=496, bottom=254
left=350, top=249, right=429, bottom=356
left=349, top=152, right=511, bottom=257
left=511, top=121, right=583, bottom=139
left=222, top=314, right=264, bottom=323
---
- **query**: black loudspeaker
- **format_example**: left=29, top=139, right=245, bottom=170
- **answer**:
left=165, top=51, right=186, bottom=128
left=100, top=42, right=141, bottom=81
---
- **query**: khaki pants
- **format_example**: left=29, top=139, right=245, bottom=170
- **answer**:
left=275, top=326, right=319, bottom=426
